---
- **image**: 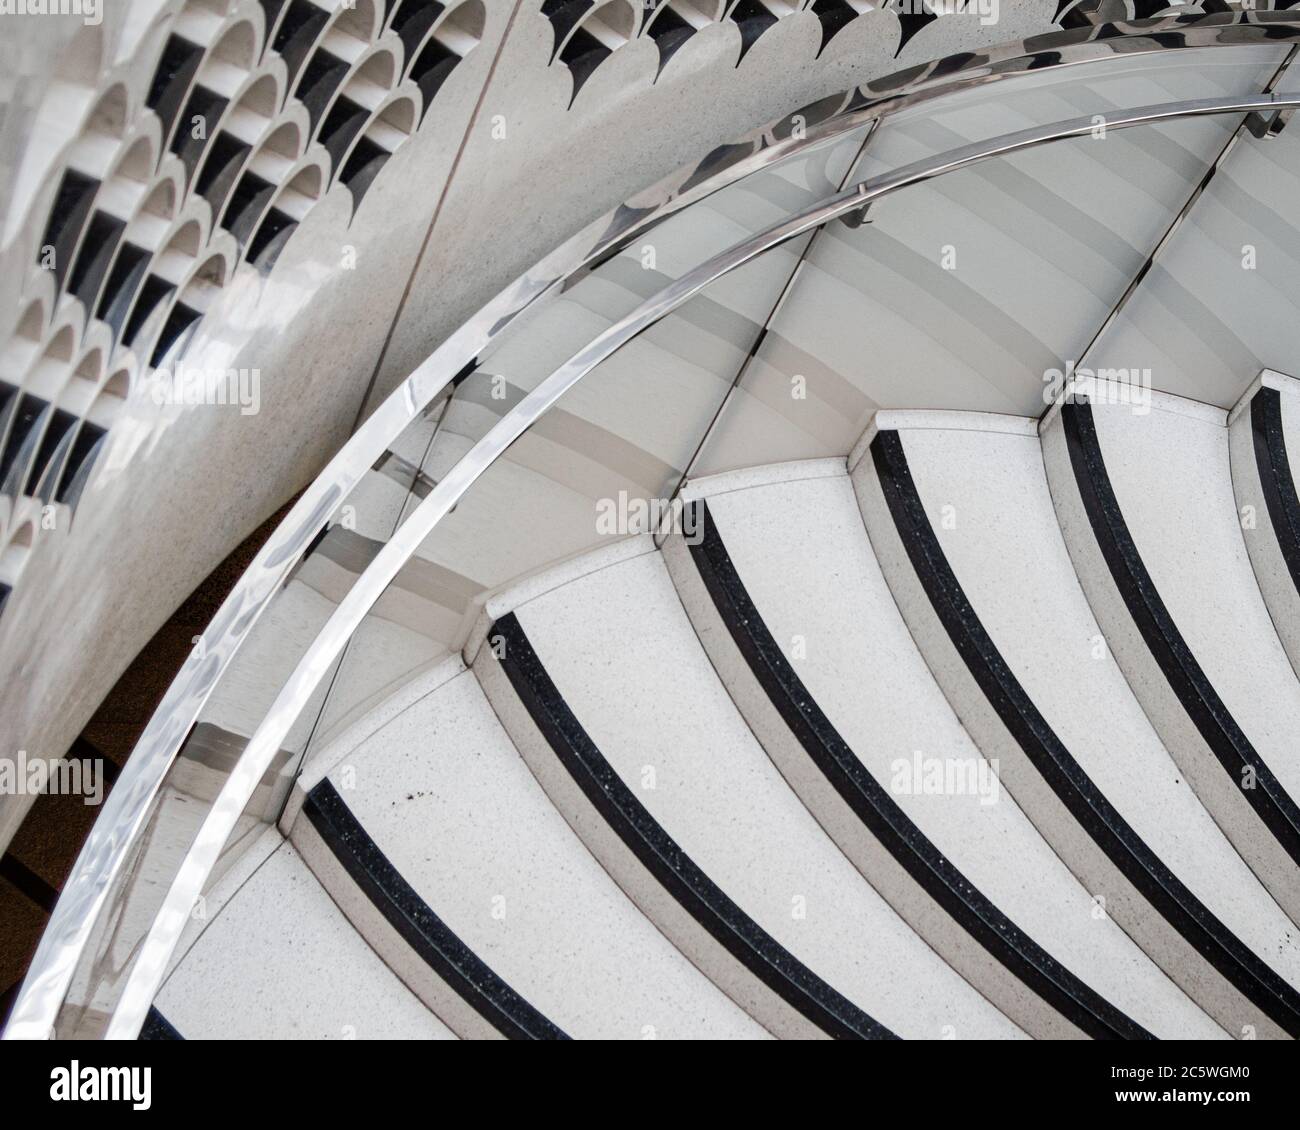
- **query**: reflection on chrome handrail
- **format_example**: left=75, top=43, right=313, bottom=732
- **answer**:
left=102, top=90, right=1300, bottom=1039
left=7, top=13, right=1300, bottom=1040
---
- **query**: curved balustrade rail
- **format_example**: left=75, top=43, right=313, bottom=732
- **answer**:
left=7, top=15, right=1300, bottom=1040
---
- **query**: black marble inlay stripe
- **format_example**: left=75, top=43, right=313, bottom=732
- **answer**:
left=139, top=1007, right=184, bottom=1041
left=686, top=499, right=1151, bottom=1041
left=1251, top=387, right=1300, bottom=602
left=303, top=779, right=567, bottom=1040
left=1063, top=401, right=1300, bottom=870
left=871, top=426, right=1300, bottom=1037
left=491, top=612, right=897, bottom=1041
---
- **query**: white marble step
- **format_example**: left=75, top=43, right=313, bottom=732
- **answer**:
left=1230, top=370, right=1300, bottom=682
left=156, top=839, right=454, bottom=1040
left=289, top=660, right=769, bottom=1040
left=1085, top=397, right=1300, bottom=799
left=1042, top=390, right=1300, bottom=929
left=665, top=460, right=1222, bottom=1039
left=479, top=545, right=1027, bottom=1040
left=856, top=413, right=1300, bottom=1038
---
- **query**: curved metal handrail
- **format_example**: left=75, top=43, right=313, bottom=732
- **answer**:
left=6, top=14, right=1300, bottom=1040
left=101, top=89, right=1300, bottom=1038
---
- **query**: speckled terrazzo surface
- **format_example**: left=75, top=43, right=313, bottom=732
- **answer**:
left=511, top=549, right=1025, bottom=1039
left=328, top=668, right=767, bottom=1040
left=698, top=469, right=1222, bottom=1037
left=157, top=842, right=455, bottom=1041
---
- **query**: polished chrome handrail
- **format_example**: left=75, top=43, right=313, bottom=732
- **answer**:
left=100, top=90, right=1300, bottom=1038
left=7, top=15, right=1299, bottom=1040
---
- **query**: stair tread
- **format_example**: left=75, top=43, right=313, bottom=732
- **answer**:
left=158, top=841, right=455, bottom=1040
left=512, top=550, right=1026, bottom=1039
left=1091, top=400, right=1300, bottom=813
left=898, top=421, right=1300, bottom=989
left=697, top=467, right=1226, bottom=1037
left=327, top=666, right=768, bottom=1040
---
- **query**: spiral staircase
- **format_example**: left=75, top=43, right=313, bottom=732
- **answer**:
left=5, top=5, right=1300, bottom=1041
left=137, top=381, right=1300, bottom=1040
